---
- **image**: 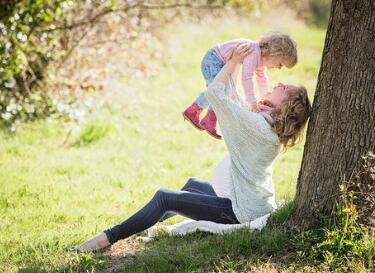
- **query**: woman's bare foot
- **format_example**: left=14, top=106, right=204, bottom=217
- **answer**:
left=74, top=232, right=111, bottom=252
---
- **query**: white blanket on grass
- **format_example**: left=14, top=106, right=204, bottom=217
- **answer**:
left=162, top=213, right=269, bottom=235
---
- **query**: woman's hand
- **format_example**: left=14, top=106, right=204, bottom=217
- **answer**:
left=229, top=43, right=251, bottom=64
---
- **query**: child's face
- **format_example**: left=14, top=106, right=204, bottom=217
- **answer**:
left=263, top=56, right=284, bottom=69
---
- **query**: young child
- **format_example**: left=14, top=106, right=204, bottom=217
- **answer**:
left=182, top=32, right=297, bottom=139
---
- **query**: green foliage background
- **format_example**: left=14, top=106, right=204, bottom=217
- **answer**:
left=0, top=0, right=76, bottom=129
left=0, top=0, right=331, bottom=131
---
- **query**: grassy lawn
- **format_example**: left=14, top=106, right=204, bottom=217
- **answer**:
left=0, top=11, right=336, bottom=273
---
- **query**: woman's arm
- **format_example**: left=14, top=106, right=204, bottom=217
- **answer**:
left=229, top=64, right=240, bottom=100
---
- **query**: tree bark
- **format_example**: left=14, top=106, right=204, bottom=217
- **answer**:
left=293, top=0, right=375, bottom=228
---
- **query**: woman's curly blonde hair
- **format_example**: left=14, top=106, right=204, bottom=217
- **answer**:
left=259, top=31, right=297, bottom=68
left=271, top=86, right=311, bottom=149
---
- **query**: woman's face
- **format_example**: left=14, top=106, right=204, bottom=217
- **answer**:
left=261, top=83, right=296, bottom=108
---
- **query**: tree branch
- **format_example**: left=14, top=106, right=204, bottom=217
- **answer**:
left=55, top=27, right=91, bottom=71
left=41, top=2, right=224, bottom=32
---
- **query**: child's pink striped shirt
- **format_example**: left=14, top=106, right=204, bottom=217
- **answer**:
left=213, top=39, right=269, bottom=104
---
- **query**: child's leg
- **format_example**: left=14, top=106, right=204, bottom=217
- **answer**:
left=199, top=66, right=234, bottom=139
left=194, top=49, right=226, bottom=109
left=183, top=49, right=227, bottom=130
left=103, top=187, right=239, bottom=244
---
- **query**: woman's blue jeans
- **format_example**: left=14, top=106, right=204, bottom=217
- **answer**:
left=104, top=178, right=239, bottom=244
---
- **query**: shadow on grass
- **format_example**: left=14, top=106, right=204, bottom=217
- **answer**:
left=16, top=202, right=372, bottom=273
left=101, top=227, right=299, bottom=273
left=98, top=202, right=308, bottom=273
left=12, top=205, right=297, bottom=273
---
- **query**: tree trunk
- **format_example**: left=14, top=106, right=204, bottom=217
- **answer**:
left=293, top=0, right=375, bottom=228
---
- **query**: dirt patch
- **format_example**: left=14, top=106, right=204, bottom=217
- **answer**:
left=101, top=236, right=146, bottom=273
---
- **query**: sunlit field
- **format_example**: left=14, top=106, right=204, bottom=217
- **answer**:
left=0, top=11, right=326, bottom=273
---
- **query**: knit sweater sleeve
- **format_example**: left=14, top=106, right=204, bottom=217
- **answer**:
left=206, top=82, right=275, bottom=142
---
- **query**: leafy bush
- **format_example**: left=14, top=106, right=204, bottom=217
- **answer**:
left=0, top=0, right=331, bottom=132
left=279, top=0, right=331, bottom=27
left=0, top=1, right=229, bottom=132
left=0, top=0, right=76, bottom=131
left=308, top=0, right=331, bottom=27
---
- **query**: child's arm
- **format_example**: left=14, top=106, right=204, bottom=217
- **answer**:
left=255, top=67, right=270, bottom=96
left=242, top=54, right=260, bottom=112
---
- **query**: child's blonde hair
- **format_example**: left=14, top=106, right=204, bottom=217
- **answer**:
left=259, top=32, right=297, bottom=68
left=270, top=86, right=311, bottom=149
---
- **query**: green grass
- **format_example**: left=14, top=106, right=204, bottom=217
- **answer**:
left=3, top=11, right=369, bottom=273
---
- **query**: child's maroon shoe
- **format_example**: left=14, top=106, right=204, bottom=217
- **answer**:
left=182, top=103, right=204, bottom=130
left=200, top=110, right=222, bottom=140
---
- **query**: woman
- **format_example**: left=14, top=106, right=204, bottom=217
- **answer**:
left=75, top=44, right=311, bottom=252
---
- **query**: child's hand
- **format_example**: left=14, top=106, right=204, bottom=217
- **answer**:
left=230, top=43, right=251, bottom=64
left=258, top=103, right=274, bottom=112
left=258, top=98, right=275, bottom=111
left=247, top=103, right=260, bottom=112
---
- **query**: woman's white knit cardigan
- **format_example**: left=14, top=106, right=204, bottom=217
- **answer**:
left=207, top=82, right=281, bottom=223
